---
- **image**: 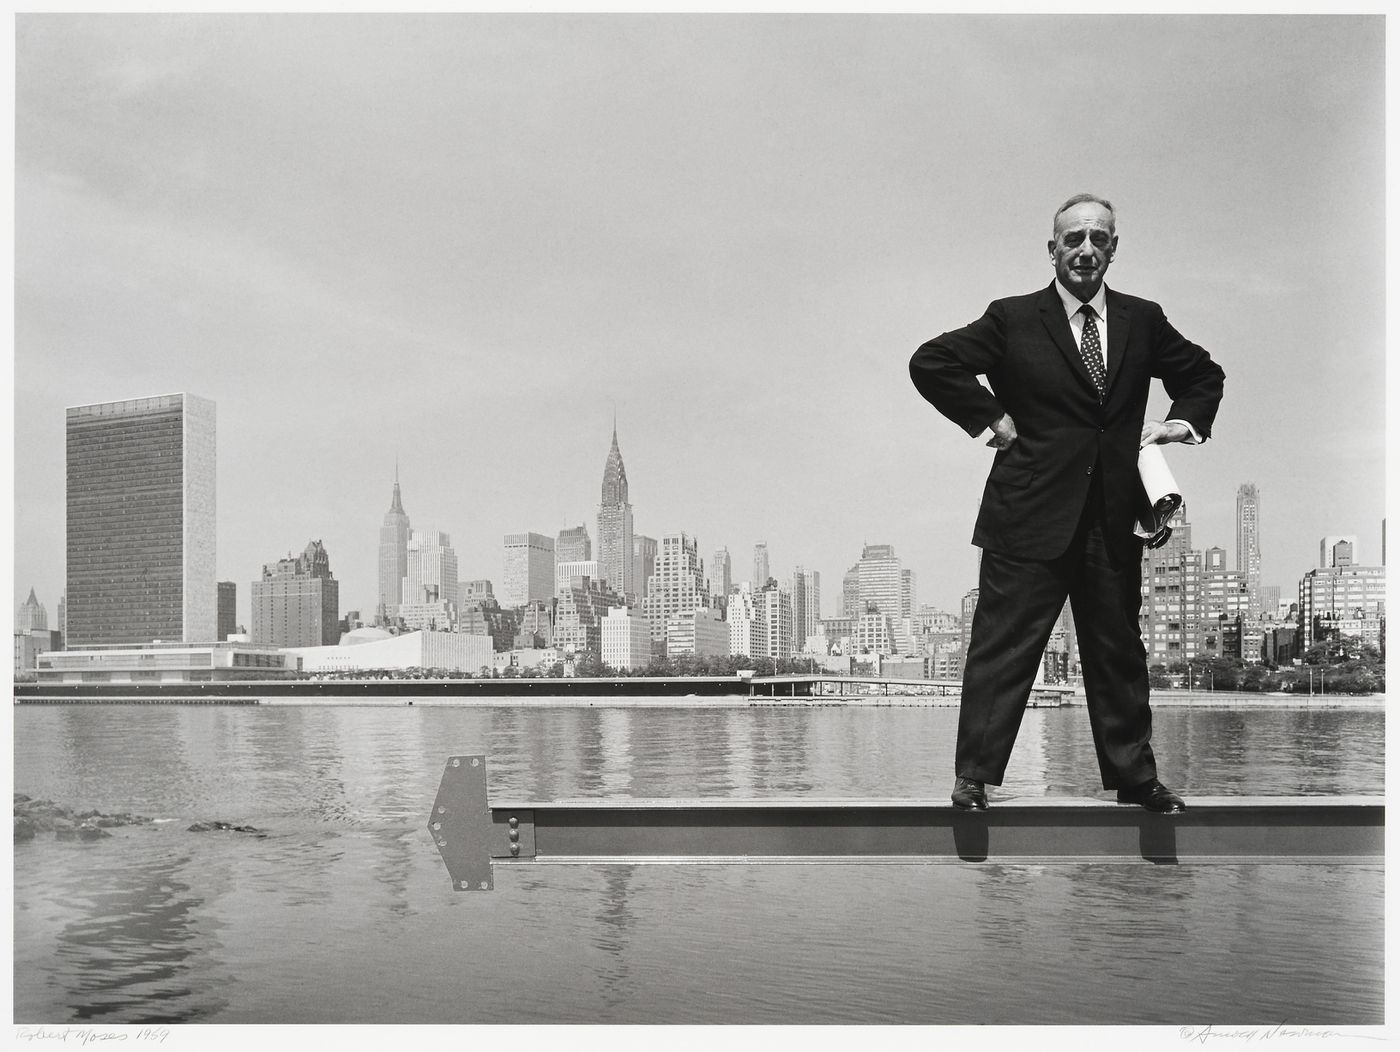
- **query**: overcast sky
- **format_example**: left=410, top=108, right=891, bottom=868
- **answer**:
left=11, top=14, right=1386, bottom=626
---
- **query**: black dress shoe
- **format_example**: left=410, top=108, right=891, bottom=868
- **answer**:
left=1116, top=779, right=1187, bottom=814
left=952, top=777, right=988, bottom=811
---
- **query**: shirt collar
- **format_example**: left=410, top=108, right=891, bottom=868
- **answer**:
left=1055, top=279, right=1108, bottom=321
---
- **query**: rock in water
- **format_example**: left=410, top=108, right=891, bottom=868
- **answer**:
left=15, top=793, right=152, bottom=841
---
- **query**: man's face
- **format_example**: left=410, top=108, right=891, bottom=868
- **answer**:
left=1048, top=202, right=1118, bottom=301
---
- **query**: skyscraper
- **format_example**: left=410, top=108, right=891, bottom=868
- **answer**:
left=1320, top=535, right=1359, bottom=568
left=217, top=581, right=237, bottom=641
left=66, top=393, right=216, bottom=646
left=1235, top=483, right=1261, bottom=617
left=501, top=532, right=554, bottom=607
left=791, top=567, right=821, bottom=649
left=842, top=563, right=861, bottom=617
left=633, top=534, right=657, bottom=600
left=641, top=533, right=710, bottom=644
left=757, top=580, right=794, bottom=661
left=406, top=530, right=460, bottom=607
left=728, top=585, right=762, bottom=658
left=554, top=576, right=624, bottom=658
left=596, top=425, right=635, bottom=598
left=252, top=540, right=340, bottom=647
left=378, top=468, right=411, bottom=624
left=753, top=543, right=770, bottom=588
left=710, top=547, right=732, bottom=599
left=15, top=588, right=47, bottom=633
left=556, top=524, right=591, bottom=564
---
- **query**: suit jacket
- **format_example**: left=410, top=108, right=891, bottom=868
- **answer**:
left=909, top=282, right=1225, bottom=562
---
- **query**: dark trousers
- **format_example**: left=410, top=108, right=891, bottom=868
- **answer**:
left=955, top=483, right=1155, bottom=790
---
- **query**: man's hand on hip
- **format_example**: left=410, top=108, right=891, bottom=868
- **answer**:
left=985, top=413, right=1018, bottom=450
left=1140, top=419, right=1190, bottom=447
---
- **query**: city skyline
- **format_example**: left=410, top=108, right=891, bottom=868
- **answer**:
left=26, top=407, right=1360, bottom=636
left=13, top=15, right=1386, bottom=628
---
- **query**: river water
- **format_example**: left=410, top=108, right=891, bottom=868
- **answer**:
left=11, top=700, right=1385, bottom=1026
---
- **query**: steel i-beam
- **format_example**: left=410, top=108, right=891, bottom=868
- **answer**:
left=427, top=755, right=1384, bottom=891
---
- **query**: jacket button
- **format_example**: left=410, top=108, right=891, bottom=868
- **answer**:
left=1085, top=467, right=1094, bottom=475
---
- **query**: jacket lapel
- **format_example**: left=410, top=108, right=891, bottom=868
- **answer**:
left=1037, top=283, right=1099, bottom=398
left=1104, top=288, right=1130, bottom=397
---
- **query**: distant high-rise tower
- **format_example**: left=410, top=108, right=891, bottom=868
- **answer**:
left=406, top=530, right=460, bottom=607
left=502, top=533, right=554, bottom=607
left=217, top=582, right=237, bottom=641
left=633, top=535, right=658, bottom=600
left=378, top=468, right=411, bottom=624
left=710, top=547, right=732, bottom=599
left=1235, top=483, right=1261, bottom=617
left=596, top=425, right=635, bottom=598
left=1320, top=535, right=1359, bottom=568
left=557, top=524, right=592, bottom=564
left=854, top=544, right=913, bottom=652
left=66, top=393, right=216, bottom=646
left=252, top=540, right=339, bottom=647
left=842, top=563, right=861, bottom=617
left=16, top=588, right=47, bottom=633
left=753, top=543, right=770, bottom=588
left=791, top=567, right=821, bottom=647
left=641, top=533, right=709, bottom=644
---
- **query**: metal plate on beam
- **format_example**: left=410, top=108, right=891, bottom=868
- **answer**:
left=427, top=755, right=494, bottom=891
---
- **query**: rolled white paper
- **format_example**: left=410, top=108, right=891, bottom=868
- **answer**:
left=1135, top=443, right=1183, bottom=541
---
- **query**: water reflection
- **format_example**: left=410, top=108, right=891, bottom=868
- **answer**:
left=28, top=842, right=227, bottom=1023
left=11, top=702, right=1385, bottom=1025
left=589, top=867, right=637, bottom=1009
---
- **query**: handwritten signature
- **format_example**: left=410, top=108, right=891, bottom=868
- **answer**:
left=1180, top=1023, right=1373, bottom=1044
left=14, top=1028, right=171, bottom=1045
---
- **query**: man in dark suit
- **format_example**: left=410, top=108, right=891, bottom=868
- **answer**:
left=908, top=194, right=1224, bottom=814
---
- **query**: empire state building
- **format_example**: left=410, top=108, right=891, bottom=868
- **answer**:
left=378, top=469, right=411, bottom=624
left=596, top=425, right=634, bottom=599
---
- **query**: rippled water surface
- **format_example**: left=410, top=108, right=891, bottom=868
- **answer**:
left=12, top=701, right=1384, bottom=1024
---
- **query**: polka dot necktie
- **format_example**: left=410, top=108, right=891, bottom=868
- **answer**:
left=1078, top=304, right=1106, bottom=400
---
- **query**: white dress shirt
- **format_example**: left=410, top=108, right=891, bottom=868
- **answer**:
left=1053, top=279, right=1202, bottom=445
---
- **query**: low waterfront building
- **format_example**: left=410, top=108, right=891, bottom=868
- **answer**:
left=34, top=640, right=295, bottom=683
left=285, top=628, right=493, bottom=675
left=494, top=647, right=561, bottom=674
